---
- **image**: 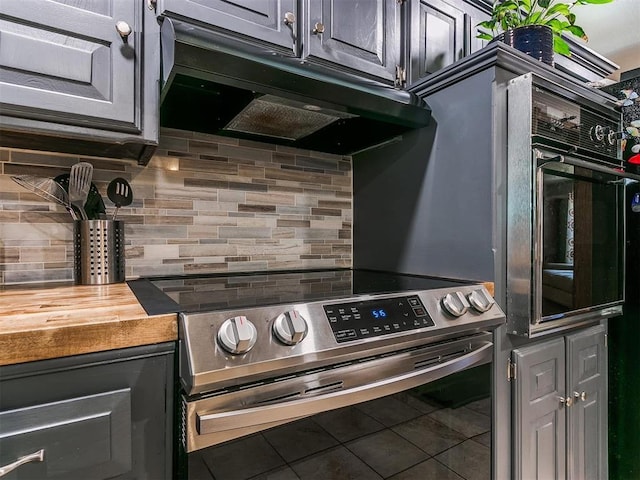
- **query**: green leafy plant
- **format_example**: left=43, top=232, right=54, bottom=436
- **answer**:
left=477, top=0, right=613, bottom=56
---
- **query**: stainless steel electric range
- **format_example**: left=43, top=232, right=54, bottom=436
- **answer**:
left=129, top=268, right=505, bottom=479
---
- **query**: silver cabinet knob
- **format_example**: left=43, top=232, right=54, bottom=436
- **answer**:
left=283, top=12, right=296, bottom=26
left=441, top=292, right=468, bottom=317
left=218, top=316, right=257, bottom=354
left=0, top=449, right=45, bottom=477
left=115, top=21, right=132, bottom=40
left=574, top=391, right=587, bottom=402
left=467, top=289, right=495, bottom=313
left=558, top=395, right=573, bottom=407
left=313, top=22, right=325, bottom=34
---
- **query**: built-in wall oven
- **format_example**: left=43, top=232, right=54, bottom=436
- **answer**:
left=129, top=269, right=504, bottom=479
left=506, top=74, right=639, bottom=337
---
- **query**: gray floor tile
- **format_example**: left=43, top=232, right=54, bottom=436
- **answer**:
left=201, top=434, right=285, bottom=480
left=435, top=439, right=491, bottom=480
left=465, top=397, right=491, bottom=417
left=346, top=429, right=429, bottom=478
left=428, top=406, right=490, bottom=438
left=314, top=405, right=385, bottom=443
left=388, top=458, right=465, bottom=480
left=291, top=445, right=382, bottom=480
left=392, top=414, right=467, bottom=456
left=356, top=395, right=423, bottom=427
left=249, top=466, right=301, bottom=480
left=395, top=391, right=442, bottom=414
left=474, top=431, right=492, bottom=448
left=263, top=418, right=339, bottom=463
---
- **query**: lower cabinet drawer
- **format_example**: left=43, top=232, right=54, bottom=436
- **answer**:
left=0, top=389, right=132, bottom=479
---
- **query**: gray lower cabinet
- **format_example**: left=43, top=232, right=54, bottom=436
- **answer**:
left=0, top=343, right=175, bottom=480
left=0, top=0, right=159, bottom=163
left=512, top=324, right=607, bottom=480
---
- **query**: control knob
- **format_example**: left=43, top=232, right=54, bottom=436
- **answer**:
left=441, top=292, right=468, bottom=317
left=217, top=316, right=257, bottom=354
left=467, top=289, right=495, bottom=313
left=273, top=310, right=308, bottom=345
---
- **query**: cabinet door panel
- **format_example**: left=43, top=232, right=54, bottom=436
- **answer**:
left=513, top=338, right=566, bottom=480
left=566, top=324, right=607, bottom=480
left=305, top=0, right=400, bottom=83
left=408, top=0, right=464, bottom=83
left=0, top=389, right=131, bottom=479
left=158, top=0, right=296, bottom=51
left=0, top=0, right=136, bottom=128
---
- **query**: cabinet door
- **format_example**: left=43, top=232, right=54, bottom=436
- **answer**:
left=157, top=0, right=297, bottom=52
left=407, top=0, right=465, bottom=83
left=304, top=0, right=400, bottom=84
left=0, top=0, right=136, bottom=129
left=566, top=325, right=607, bottom=480
left=513, top=338, right=567, bottom=480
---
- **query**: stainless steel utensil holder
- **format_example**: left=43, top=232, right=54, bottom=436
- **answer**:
left=74, top=220, right=125, bottom=285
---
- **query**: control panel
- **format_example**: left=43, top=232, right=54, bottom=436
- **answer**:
left=324, top=295, right=435, bottom=343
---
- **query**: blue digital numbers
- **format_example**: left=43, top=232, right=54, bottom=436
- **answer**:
left=371, top=309, right=387, bottom=319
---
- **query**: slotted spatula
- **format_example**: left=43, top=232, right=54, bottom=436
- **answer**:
left=69, top=162, right=93, bottom=220
left=107, top=177, right=133, bottom=220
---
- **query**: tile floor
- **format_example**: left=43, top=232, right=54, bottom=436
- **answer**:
left=187, top=389, right=491, bottom=480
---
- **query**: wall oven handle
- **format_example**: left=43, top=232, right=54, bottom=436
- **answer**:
left=535, top=150, right=640, bottom=181
left=196, top=341, right=493, bottom=435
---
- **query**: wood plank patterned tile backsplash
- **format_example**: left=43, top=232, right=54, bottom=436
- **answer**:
left=0, top=129, right=352, bottom=284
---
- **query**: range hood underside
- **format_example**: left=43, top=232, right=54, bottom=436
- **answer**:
left=160, top=23, right=431, bottom=156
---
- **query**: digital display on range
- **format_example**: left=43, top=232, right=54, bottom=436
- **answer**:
left=323, top=295, right=434, bottom=343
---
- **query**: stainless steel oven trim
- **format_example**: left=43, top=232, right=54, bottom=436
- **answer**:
left=182, top=332, right=493, bottom=452
left=507, top=73, right=626, bottom=337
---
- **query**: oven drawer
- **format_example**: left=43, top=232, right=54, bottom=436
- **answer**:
left=182, top=332, right=493, bottom=452
left=0, top=389, right=132, bottom=479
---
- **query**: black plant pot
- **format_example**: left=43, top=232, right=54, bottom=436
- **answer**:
left=498, top=25, right=555, bottom=66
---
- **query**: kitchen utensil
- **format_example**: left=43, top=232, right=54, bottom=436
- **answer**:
left=107, top=177, right=133, bottom=220
left=11, top=174, right=78, bottom=220
left=69, top=162, right=93, bottom=220
left=54, top=174, right=106, bottom=220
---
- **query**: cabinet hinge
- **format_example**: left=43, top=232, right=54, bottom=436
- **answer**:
left=147, top=0, right=157, bottom=12
left=395, top=65, right=406, bottom=88
left=507, top=359, right=516, bottom=381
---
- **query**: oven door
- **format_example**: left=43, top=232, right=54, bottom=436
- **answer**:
left=180, top=333, right=494, bottom=480
left=534, top=150, right=629, bottom=332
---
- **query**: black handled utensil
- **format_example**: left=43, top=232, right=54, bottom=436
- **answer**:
left=107, top=177, right=133, bottom=220
left=54, top=174, right=105, bottom=220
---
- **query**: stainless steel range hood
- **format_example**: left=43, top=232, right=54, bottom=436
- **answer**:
left=159, top=19, right=431, bottom=155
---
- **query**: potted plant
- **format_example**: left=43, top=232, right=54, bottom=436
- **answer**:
left=477, top=0, right=613, bottom=65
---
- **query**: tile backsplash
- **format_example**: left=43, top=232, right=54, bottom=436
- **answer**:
left=0, top=128, right=352, bottom=285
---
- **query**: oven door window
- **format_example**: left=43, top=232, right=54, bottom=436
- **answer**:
left=539, top=163, right=624, bottom=319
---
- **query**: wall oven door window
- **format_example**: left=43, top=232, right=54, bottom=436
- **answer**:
left=536, top=154, right=625, bottom=323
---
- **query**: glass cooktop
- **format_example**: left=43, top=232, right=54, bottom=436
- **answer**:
left=129, top=268, right=476, bottom=315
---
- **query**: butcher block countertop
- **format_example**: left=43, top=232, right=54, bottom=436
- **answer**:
left=0, top=282, right=177, bottom=366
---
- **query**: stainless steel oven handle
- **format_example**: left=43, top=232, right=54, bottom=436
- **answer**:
left=535, top=150, right=640, bottom=181
left=196, top=341, right=492, bottom=435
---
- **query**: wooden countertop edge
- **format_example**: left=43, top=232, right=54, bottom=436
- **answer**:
left=0, top=283, right=178, bottom=366
left=483, top=282, right=495, bottom=296
left=0, top=314, right=177, bottom=366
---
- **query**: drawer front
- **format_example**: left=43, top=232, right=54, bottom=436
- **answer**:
left=0, top=389, right=131, bottom=479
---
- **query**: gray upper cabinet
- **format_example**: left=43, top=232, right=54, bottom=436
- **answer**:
left=304, top=0, right=401, bottom=84
left=0, top=0, right=159, bottom=163
left=0, top=1, right=134, bottom=127
left=512, top=324, right=607, bottom=480
left=405, top=0, right=491, bottom=85
left=156, top=0, right=297, bottom=53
